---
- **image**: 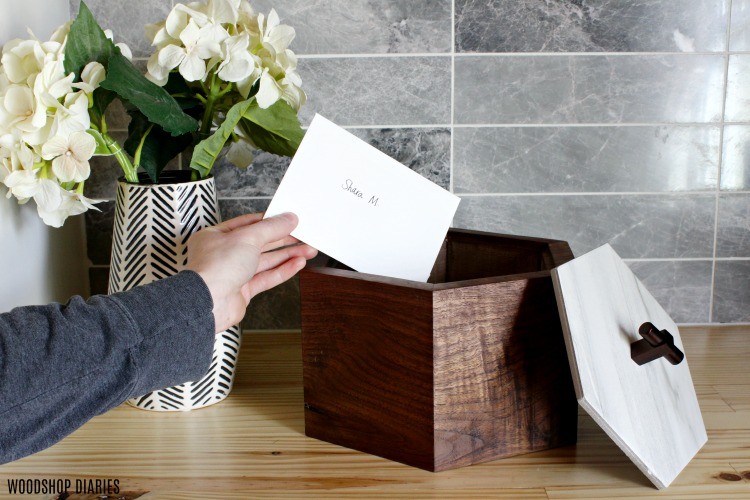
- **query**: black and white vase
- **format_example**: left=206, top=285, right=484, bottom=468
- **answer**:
left=108, top=171, right=241, bottom=411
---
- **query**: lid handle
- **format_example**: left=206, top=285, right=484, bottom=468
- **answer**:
left=630, top=322, right=685, bottom=366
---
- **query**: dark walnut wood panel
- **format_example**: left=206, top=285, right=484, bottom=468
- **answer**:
left=301, top=271, right=436, bottom=471
left=433, top=276, right=578, bottom=471
left=300, top=229, right=577, bottom=472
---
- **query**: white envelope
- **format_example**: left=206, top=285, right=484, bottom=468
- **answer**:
left=264, top=114, right=460, bottom=282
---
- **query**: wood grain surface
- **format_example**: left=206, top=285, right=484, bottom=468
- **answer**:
left=0, top=327, right=749, bottom=499
left=300, top=229, right=576, bottom=471
left=433, top=275, right=577, bottom=470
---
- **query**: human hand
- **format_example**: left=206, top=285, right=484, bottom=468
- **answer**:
left=186, top=212, right=318, bottom=332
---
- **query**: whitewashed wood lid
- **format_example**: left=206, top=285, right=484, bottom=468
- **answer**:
left=551, top=244, right=707, bottom=489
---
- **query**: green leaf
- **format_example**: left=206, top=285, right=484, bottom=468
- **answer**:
left=189, top=98, right=304, bottom=178
left=64, top=1, right=114, bottom=78
left=241, top=99, right=304, bottom=157
left=87, top=129, right=113, bottom=156
left=124, top=110, right=193, bottom=183
left=189, top=98, right=257, bottom=178
left=100, top=53, right=198, bottom=136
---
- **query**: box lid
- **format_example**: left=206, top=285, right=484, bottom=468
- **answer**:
left=551, top=244, right=707, bottom=489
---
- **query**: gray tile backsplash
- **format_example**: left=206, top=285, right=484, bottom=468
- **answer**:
left=455, top=55, right=725, bottom=124
left=454, top=194, right=715, bottom=258
left=730, top=0, right=750, bottom=51
left=627, top=261, right=713, bottom=324
left=250, top=0, right=451, bottom=54
left=721, top=125, right=750, bottom=190
left=298, top=57, right=451, bottom=126
left=79, top=0, right=747, bottom=325
left=454, top=126, right=719, bottom=193
left=726, top=55, right=750, bottom=123
left=455, top=0, right=728, bottom=53
left=717, top=194, right=750, bottom=257
left=713, top=261, right=750, bottom=323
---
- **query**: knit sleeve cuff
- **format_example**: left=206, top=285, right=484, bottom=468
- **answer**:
left=109, top=270, right=216, bottom=397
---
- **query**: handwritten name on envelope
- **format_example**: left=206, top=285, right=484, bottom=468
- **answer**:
left=264, top=114, right=460, bottom=282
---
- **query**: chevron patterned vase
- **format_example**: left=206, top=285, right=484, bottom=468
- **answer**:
left=108, top=171, right=242, bottom=411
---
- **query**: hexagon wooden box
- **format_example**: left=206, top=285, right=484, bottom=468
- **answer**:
left=300, top=228, right=578, bottom=471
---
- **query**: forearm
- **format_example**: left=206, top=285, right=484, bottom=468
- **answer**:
left=0, top=270, right=215, bottom=464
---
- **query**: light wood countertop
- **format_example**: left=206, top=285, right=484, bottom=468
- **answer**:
left=1, top=326, right=749, bottom=499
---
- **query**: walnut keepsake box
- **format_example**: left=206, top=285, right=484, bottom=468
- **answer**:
left=300, top=228, right=708, bottom=487
left=300, top=228, right=579, bottom=472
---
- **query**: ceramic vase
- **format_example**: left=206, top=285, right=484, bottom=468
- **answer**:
left=108, top=171, right=241, bottom=411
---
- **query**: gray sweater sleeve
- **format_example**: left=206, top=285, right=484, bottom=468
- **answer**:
left=0, top=270, right=215, bottom=464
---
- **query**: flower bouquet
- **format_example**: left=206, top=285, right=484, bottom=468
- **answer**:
left=1, top=0, right=305, bottom=227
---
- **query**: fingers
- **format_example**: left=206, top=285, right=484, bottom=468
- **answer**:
left=234, top=212, right=299, bottom=248
left=215, top=213, right=264, bottom=232
left=262, top=235, right=300, bottom=252
left=257, top=244, right=317, bottom=273
left=244, top=256, right=307, bottom=299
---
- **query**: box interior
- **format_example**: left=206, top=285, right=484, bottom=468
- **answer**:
left=427, top=232, right=556, bottom=283
left=322, top=231, right=557, bottom=284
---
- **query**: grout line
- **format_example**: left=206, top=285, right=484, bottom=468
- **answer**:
left=624, top=257, right=750, bottom=262
left=624, top=258, right=715, bottom=263
left=710, top=0, right=734, bottom=322
left=452, top=122, right=732, bottom=128
left=450, top=0, right=455, bottom=195
left=293, top=51, right=740, bottom=59
left=297, top=52, right=451, bottom=59
left=456, top=191, right=733, bottom=196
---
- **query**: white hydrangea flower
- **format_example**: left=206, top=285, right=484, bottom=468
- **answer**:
left=217, top=33, right=258, bottom=83
left=42, top=130, right=96, bottom=183
left=73, top=61, right=106, bottom=94
left=3, top=167, right=39, bottom=202
left=0, top=39, right=45, bottom=84
left=157, top=20, right=227, bottom=82
left=257, top=9, right=295, bottom=55
left=35, top=181, right=102, bottom=228
left=0, top=20, right=118, bottom=226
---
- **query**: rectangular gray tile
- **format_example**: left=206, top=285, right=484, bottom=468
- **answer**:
left=298, top=57, right=450, bottom=126
left=717, top=194, right=750, bottom=257
left=730, top=0, right=750, bottom=51
left=720, top=125, right=750, bottom=190
left=214, top=127, right=450, bottom=197
left=454, top=126, right=719, bottom=193
left=218, top=198, right=271, bottom=220
left=627, top=261, right=713, bottom=324
left=455, top=0, right=728, bottom=53
left=725, top=55, right=750, bottom=123
left=455, top=55, right=725, bottom=124
left=251, top=0, right=451, bottom=54
left=70, top=0, right=171, bottom=58
left=214, top=152, right=291, bottom=198
left=712, top=261, right=750, bottom=323
left=454, top=194, right=715, bottom=258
